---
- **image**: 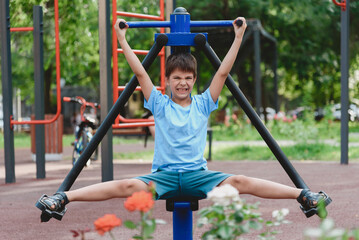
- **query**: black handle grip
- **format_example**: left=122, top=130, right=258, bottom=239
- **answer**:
left=235, top=19, right=243, bottom=27
left=119, top=21, right=127, bottom=29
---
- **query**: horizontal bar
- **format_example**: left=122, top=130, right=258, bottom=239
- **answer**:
left=118, top=115, right=154, bottom=123
left=124, top=20, right=235, bottom=29
left=190, top=20, right=233, bottom=28
left=112, top=122, right=155, bottom=128
left=117, top=11, right=164, bottom=21
left=117, top=49, right=165, bottom=56
left=10, top=27, right=34, bottom=32
left=117, top=86, right=164, bottom=91
left=125, top=21, right=171, bottom=28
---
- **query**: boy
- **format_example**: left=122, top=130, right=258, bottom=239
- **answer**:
left=37, top=17, right=328, bottom=218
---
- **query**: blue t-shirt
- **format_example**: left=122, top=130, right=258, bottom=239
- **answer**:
left=144, top=87, right=218, bottom=173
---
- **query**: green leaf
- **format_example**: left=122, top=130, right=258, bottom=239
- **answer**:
left=234, top=211, right=244, bottom=223
left=124, top=220, right=137, bottom=229
left=249, top=220, right=262, bottom=230
left=218, top=225, right=233, bottom=239
left=143, top=219, right=156, bottom=238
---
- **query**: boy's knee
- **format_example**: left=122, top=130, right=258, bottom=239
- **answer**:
left=118, top=179, right=147, bottom=194
left=226, top=175, right=249, bottom=188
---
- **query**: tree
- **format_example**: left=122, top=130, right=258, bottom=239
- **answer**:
left=7, top=0, right=100, bottom=113
left=5, top=0, right=359, bottom=115
left=5, top=0, right=163, bottom=114
left=177, top=0, right=359, bottom=109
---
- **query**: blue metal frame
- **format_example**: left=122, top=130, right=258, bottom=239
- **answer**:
left=123, top=7, right=234, bottom=49
left=173, top=202, right=193, bottom=240
left=124, top=20, right=234, bottom=30
left=155, top=33, right=207, bottom=47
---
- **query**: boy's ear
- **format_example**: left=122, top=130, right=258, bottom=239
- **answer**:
left=165, top=76, right=170, bottom=86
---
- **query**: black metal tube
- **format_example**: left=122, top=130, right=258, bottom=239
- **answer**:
left=199, top=41, right=308, bottom=189
left=340, top=0, right=350, bottom=165
left=0, top=0, right=16, bottom=184
left=253, top=22, right=262, bottom=115
left=57, top=35, right=168, bottom=192
left=33, top=6, right=46, bottom=179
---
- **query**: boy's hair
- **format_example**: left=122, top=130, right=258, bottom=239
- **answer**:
left=165, top=52, right=197, bottom=78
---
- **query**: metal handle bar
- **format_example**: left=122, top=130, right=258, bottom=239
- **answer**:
left=119, top=19, right=243, bottom=29
left=63, top=97, right=100, bottom=108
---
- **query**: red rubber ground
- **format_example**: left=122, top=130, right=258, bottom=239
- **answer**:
left=1, top=144, right=358, bottom=239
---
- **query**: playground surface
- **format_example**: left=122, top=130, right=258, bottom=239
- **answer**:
left=1, top=143, right=359, bottom=240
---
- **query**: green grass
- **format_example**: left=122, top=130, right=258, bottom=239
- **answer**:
left=212, top=119, right=359, bottom=142
left=114, top=150, right=154, bottom=160
left=2, top=119, right=359, bottom=161
left=0, top=132, right=32, bottom=148
left=212, top=144, right=359, bottom=161
left=212, top=120, right=347, bottom=142
left=0, top=133, right=144, bottom=149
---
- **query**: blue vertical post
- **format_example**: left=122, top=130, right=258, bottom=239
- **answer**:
left=170, top=7, right=191, bottom=53
left=169, top=9, right=194, bottom=240
left=173, top=202, right=193, bottom=240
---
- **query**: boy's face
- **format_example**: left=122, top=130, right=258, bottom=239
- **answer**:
left=166, top=69, right=196, bottom=104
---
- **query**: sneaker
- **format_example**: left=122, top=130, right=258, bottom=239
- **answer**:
left=36, top=192, right=69, bottom=221
left=297, top=189, right=332, bottom=218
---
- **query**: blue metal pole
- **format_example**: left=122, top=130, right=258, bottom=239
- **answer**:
left=190, top=20, right=233, bottom=28
left=173, top=202, right=193, bottom=240
left=124, top=20, right=234, bottom=29
left=125, top=21, right=170, bottom=28
left=122, top=7, right=235, bottom=30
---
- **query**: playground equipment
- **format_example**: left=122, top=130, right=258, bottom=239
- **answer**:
left=36, top=8, right=331, bottom=240
left=113, top=0, right=165, bottom=129
left=332, top=0, right=350, bottom=165
left=1, top=0, right=63, bottom=183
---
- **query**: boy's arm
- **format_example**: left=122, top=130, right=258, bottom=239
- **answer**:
left=114, top=19, right=154, bottom=101
left=209, top=17, right=247, bottom=103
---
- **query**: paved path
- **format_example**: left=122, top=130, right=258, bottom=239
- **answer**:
left=1, top=144, right=359, bottom=239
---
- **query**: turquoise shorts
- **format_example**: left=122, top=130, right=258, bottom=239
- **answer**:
left=135, top=169, right=233, bottom=200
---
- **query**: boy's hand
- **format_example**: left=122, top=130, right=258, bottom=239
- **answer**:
left=114, top=19, right=128, bottom=42
left=233, top=17, right=247, bottom=40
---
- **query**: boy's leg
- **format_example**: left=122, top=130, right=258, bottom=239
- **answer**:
left=38, top=179, right=148, bottom=211
left=219, top=175, right=301, bottom=199
left=66, top=179, right=148, bottom=202
left=219, top=175, right=331, bottom=217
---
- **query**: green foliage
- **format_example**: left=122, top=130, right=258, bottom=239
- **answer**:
left=177, top=0, right=359, bottom=108
left=303, top=202, right=359, bottom=239
left=197, top=185, right=290, bottom=239
left=4, top=1, right=359, bottom=114
left=7, top=0, right=100, bottom=109
left=211, top=119, right=359, bottom=161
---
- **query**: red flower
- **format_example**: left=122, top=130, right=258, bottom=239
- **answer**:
left=124, top=190, right=155, bottom=213
left=94, top=214, right=122, bottom=236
